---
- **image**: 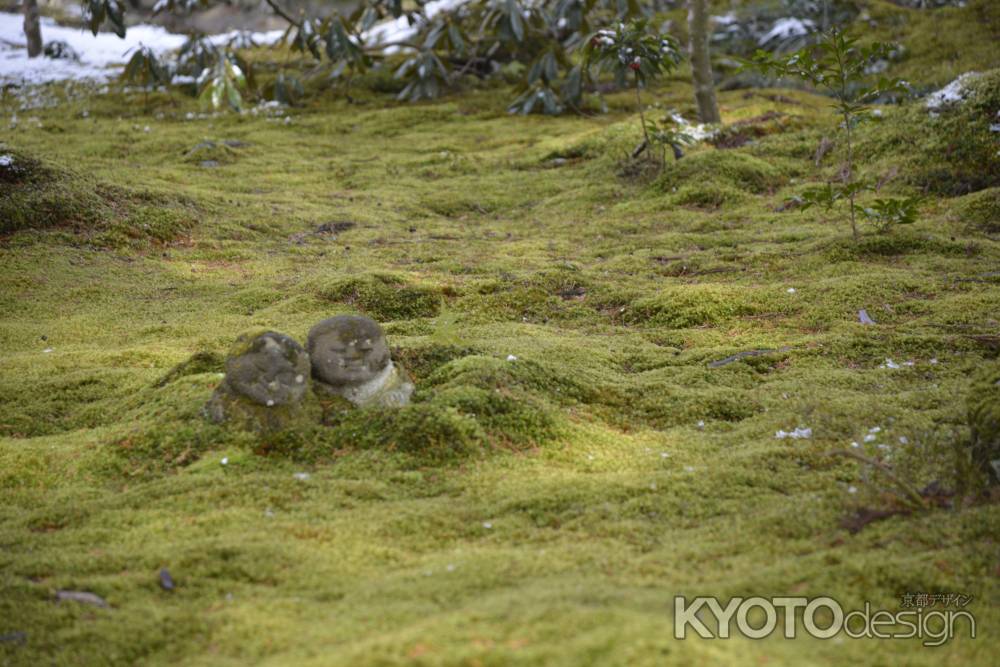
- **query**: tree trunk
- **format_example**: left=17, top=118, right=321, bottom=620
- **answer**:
left=23, top=0, right=43, bottom=58
left=687, top=0, right=720, bottom=124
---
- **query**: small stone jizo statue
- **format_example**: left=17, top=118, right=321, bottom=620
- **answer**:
left=204, top=329, right=311, bottom=432
left=307, top=315, right=413, bottom=408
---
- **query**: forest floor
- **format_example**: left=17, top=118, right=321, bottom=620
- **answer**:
left=1, top=1, right=999, bottom=665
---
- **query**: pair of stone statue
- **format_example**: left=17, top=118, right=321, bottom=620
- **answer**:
left=204, top=315, right=413, bottom=432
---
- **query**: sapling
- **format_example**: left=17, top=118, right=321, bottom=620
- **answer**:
left=744, top=30, right=919, bottom=239
left=584, top=20, right=683, bottom=167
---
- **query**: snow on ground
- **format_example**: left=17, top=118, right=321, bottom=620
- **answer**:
left=0, top=1, right=466, bottom=86
left=0, top=12, right=186, bottom=84
left=925, top=71, right=982, bottom=111
left=362, top=0, right=468, bottom=53
left=757, top=17, right=815, bottom=47
left=0, top=12, right=285, bottom=85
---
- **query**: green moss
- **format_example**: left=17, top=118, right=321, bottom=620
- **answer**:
left=669, top=182, right=750, bottom=208
left=955, top=187, right=1000, bottom=233
left=316, top=274, right=442, bottom=320
left=626, top=284, right=759, bottom=328
left=2, top=16, right=1000, bottom=663
left=968, top=361, right=1000, bottom=484
left=390, top=343, right=479, bottom=382
left=181, top=140, right=241, bottom=165
left=858, top=69, right=1000, bottom=196
left=657, top=149, right=790, bottom=195
left=264, top=402, right=487, bottom=463
left=155, top=351, right=225, bottom=387
left=0, top=148, right=196, bottom=245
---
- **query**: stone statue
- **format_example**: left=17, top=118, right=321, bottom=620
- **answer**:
left=204, top=329, right=311, bottom=432
left=307, top=315, right=413, bottom=408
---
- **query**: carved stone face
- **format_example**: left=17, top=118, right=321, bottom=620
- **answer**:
left=225, top=332, right=310, bottom=406
left=308, top=315, right=391, bottom=389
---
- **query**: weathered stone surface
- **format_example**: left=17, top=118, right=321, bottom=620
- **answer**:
left=204, top=329, right=310, bottom=432
left=968, top=362, right=1000, bottom=485
left=307, top=315, right=413, bottom=408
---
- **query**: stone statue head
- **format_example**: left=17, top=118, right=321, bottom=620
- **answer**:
left=307, top=315, right=391, bottom=389
left=224, top=330, right=310, bottom=407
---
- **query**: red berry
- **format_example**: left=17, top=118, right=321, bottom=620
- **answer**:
left=629, top=62, right=641, bottom=71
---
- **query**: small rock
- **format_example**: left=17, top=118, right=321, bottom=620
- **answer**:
left=0, top=631, right=27, bottom=645
left=56, top=590, right=108, bottom=608
left=293, top=472, right=310, bottom=481
left=858, top=309, right=876, bottom=325
left=159, top=568, right=175, bottom=591
left=200, top=160, right=220, bottom=168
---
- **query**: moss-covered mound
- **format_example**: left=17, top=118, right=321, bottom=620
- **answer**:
left=968, top=362, right=1000, bottom=484
left=626, top=284, right=762, bottom=328
left=316, top=273, right=442, bottom=320
left=0, top=147, right=197, bottom=245
left=860, top=68, right=1000, bottom=196
left=658, top=149, right=791, bottom=197
left=955, top=187, right=1000, bottom=233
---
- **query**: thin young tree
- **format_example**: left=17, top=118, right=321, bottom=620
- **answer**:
left=687, top=0, right=720, bottom=123
left=22, top=0, right=43, bottom=58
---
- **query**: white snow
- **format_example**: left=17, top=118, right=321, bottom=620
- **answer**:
left=758, top=17, right=815, bottom=47
left=775, top=427, right=812, bottom=440
left=362, top=0, right=468, bottom=53
left=668, top=111, right=718, bottom=142
left=925, top=72, right=981, bottom=111
left=0, top=154, right=12, bottom=167
left=0, top=12, right=283, bottom=86
left=1, top=12, right=185, bottom=84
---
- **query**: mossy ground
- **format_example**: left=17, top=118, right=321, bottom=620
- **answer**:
left=1, top=1, right=999, bottom=664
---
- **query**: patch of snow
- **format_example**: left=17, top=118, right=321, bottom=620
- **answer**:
left=880, top=358, right=901, bottom=369
left=668, top=111, right=718, bottom=142
left=775, top=427, right=812, bottom=440
left=925, top=72, right=981, bottom=111
left=506, top=354, right=517, bottom=362
left=712, top=13, right=739, bottom=27
left=362, top=0, right=468, bottom=54
left=758, top=17, right=815, bottom=47
left=220, top=457, right=229, bottom=465
left=0, top=154, right=12, bottom=167
left=786, top=287, right=797, bottom=294
left=0, top=12, right=283, bottom=85
left=293, top=472, right=311, bottom=481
